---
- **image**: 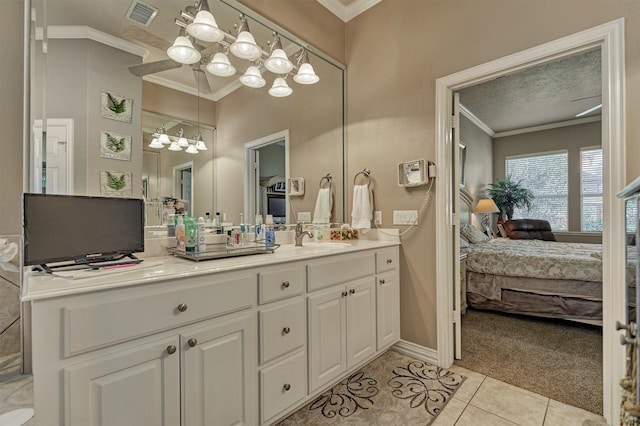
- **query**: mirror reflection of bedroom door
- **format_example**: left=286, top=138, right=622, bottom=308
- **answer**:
left=452, top=93, right=462, bottom=359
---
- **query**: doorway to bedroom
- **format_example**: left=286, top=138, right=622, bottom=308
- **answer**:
left=434, top=20, right=626, bottom=424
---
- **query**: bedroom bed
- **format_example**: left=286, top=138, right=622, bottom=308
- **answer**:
left=459, top=189, right=636, bottom=326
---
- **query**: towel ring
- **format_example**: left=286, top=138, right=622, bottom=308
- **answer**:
left=353, top=168, right=371, bottom=186
left=319, top=174, right=332, bottom=189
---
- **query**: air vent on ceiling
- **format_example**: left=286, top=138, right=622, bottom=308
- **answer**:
left=125, top=0, right=159, bottom=27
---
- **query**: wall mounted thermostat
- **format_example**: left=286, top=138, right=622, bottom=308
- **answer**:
left=398, top=159, right=427, bottom=187
left=287, top=177, right=305, bottom=196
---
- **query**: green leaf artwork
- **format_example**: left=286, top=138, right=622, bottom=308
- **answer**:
left=106, top=171, right=127, bottom=191
left=105, top=133, right=126, bottom=153
left=107, top=92, right=127, bottom=114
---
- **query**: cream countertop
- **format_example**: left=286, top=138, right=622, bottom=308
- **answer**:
left=22, top=238, right=400, bottom=302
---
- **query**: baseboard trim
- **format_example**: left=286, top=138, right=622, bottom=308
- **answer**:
left=392, top=340, right=439, bottom=366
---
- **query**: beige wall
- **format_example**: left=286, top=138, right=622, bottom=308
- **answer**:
left=493, top=121, right=602, bottom=233
left=346, top=1, right=640, bottom=350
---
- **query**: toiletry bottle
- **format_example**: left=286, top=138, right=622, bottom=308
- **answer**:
left=205, top=212, right=211, bottom=224
left=226, top=230, right=233, bottom=247
left=197, top=217, right=207, bottom=252
left=239, top=213, right=246, bottom=245
left=215, top=212, right=222, bottom=234
left=175, top=215, right=186, bottom=252
left=265, top=214, right=275, bottom=248
left=254, top=214, right=263, bottom=243
left=185, top=217, right=197, bottom=253
left=167, top=214, right=176, bottom=237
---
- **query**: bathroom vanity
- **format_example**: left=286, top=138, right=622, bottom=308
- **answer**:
left=22, top=240, right=400, bottom=425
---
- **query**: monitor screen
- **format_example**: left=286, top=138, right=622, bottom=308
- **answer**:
left=267, top=196, right=286, bottom=221
left=23, top=193, right=144, bottom=266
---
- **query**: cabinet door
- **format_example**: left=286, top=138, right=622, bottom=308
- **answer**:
left=182, top=312, right=257, bottom=426
left=376, top=270, right=400, bottom=350
left=346, top=277, right=377, bottom=368
left=64, top=336, right=180, bottom=426
left=307, top=286, right=347, bottom=393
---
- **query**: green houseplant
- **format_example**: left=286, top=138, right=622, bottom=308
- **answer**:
left=487, top=176, right=535, bottom=221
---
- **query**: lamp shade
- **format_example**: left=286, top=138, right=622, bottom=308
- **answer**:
left=195, top=135, right=207, bottom=151
left=167, top=36, right=201, bottom=64
left=187, top=10, right=224, bottom=43
left=293, top=62, right=319, bottom=85
left=168, top=141, right=182, bottom=151
left=185, top=144, right=199, bottom=154
left=230, top=20, right=261, bottom=61
left=268, top=77, right=292, bottom=97
left=239, top=66, right=266, bottom=88
left=474, top=198, right=500, bottom=213
left=148, top=138, right=163, bottom=149
left=206, top=52, right=236, bottom=77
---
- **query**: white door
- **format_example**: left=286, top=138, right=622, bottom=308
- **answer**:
left=64, top=336, right=181, bottom=426
left=182, top=313, right=257, bottom=426
left=346, top=277, right=376, bottom=368
left=376, top=270, right=399, bottom=350
left=452, top=93, right=462, bottom=360
left=32, top=118, right=73, bottom=194
left=307, top=286, right=347, bottom=393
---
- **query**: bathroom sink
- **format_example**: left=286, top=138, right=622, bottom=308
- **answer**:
left=279, top=242, right=351, bottom=255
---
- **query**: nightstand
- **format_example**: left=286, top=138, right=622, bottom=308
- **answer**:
left=460, top=253, right=468, bottom=314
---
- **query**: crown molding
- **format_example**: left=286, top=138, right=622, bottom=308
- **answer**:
left=143, top=74, right=220, bottom=102
left=316, top=0, right=383, bottom=22
left=493, top=115, right=601, bottom=138
left=40, top=26, right=149, bottom=58
left=458, top=103, right=495, bottom=137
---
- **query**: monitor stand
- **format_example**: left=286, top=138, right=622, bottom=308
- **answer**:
left=33, top=254, right=143, bottom=274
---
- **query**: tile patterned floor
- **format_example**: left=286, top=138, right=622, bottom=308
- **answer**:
left=0, top=352, right=608, bottom=425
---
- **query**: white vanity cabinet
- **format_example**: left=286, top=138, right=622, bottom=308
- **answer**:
left=307, top=253, right=377, bottom=393
left=375, top=247, right=400, bottom=350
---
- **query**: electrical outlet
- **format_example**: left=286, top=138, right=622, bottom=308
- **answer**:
left=393, top=210, right=418, bottom=225
left=374, top=211, right=382, bottom=225
left=298, top=212, right=311, bottom=223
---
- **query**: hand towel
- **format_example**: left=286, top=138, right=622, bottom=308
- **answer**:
left=313, top=187, right=332, bottom=224
left=351, top=184, right=373, bottom=233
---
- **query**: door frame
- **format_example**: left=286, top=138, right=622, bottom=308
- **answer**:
left=434, top=19, right=625, bottom=423
left=173, top=161, right=194, bottom=216
left=243, top=129, right=290, bottom=223
left=32, top=118, right=74, bottom=194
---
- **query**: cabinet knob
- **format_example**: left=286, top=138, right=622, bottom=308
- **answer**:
left=282, top=327, right=291, bottom=334
left=342, top=291, right=348, bottom=297
left=386, top=258, right=393, bottom=264
left=349, top=289, right=355, bottom=295
left=281, top=281, right=290, bottom=289
left=379, top=279, right=386, bottom=285
left=187, top=338, right=198, bottom=347
left=166, top=345, right=177, bottom=355
left=177, top=303, right=188, bottom=312
left=283, top=384, right=291, bottom=391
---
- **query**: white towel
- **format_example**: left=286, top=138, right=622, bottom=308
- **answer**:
left=313, top=187, right=332, bottom=224
left=351, top=184, right=372, bottom=233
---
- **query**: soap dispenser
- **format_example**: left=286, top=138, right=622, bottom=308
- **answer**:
left=265, top=215, right=275, bottom=249
left=175, top=216, right=186, bottom=252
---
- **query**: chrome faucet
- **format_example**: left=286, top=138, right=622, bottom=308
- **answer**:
left=295, top=222, right=313, bottom=247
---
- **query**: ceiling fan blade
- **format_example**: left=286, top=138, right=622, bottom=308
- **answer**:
left=193, top=67, right=212, bottom=94
left=122, top=26, right=172, bottom=52
left=129, top=59, right=182, bottom=77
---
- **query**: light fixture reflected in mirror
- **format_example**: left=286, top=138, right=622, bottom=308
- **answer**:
left=206, top=52, right=236, bottom=77
left=186, top=0, right=224, bottom=43
left=195, top=135, right=208, bottom=151
left=148, top=137, right=163, bottom=149
left=265, top=36, right=293, bottom=74
left=240, top=65, right=266, bottom=88
left=168, top=140, right=183, bottom=151
left=167, top=31, right=201, bottom=64
left=177, top=129, right=189, bottom=147
left=230, top=17, right=261, bottom=61
left=269, top=77, right=292, bottom=97
left=294, top=50, right=320, bottom=85
left=158, top=126, right=171, bottom=144
left=185, top=144, right=199, bottom=154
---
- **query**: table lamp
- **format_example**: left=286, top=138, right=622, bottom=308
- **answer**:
left=474, top=198, right=500, bottom=235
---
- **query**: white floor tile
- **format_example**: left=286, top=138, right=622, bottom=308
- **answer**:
left=456, top=404, right=518, bottom=426
left=543, top=399, right=606, bottom=426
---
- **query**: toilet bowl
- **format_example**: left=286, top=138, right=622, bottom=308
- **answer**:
left=0, top=408, right=34, bottom=426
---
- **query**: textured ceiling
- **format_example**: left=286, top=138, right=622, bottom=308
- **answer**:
left=458, top=49, right=602, bottom=134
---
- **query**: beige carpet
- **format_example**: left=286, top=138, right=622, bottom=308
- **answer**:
left=278, top=350, right=465, bottom=425
left=456, top=308, right=602, bottom=414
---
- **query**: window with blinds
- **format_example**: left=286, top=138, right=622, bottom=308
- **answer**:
left=506, top=151, right=568, bottom=230
left=581, top=148, right=603, bottom=232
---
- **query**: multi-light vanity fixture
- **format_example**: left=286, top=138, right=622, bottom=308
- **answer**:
left=165, top=0, right=320, bottom=97
left=148, top=126, right=207, bottom=154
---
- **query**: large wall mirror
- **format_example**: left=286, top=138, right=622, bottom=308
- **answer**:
left=28, top=0, right=345, bottom=227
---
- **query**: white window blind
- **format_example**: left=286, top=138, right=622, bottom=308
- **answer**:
left=580, top=148, right=603, bottom=232
left=506, top=152, right=568, bottom=230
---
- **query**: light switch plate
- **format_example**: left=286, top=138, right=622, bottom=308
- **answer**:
left=298, top=212, right=311, bottom=223
left=393, top=210, right=418, bottom=225
left=374, top=211, right=382, bottom=225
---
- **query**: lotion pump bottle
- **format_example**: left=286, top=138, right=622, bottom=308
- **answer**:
left=197, top=217, right=207, bottom=252
left=254, top=214, right=263, bottom=243
left=265, top=214, right=275, bottom=248
left=175, top=215, right=186, bottom=252
left=239, top=213, right=246, bottom=245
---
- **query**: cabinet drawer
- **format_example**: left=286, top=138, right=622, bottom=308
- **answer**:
left=260, top=350, right=306, bottom=424
left=307, top=252, right=375, bottom=292
left=259, top=266, right=305, bottom=304
left=259, top=298, right=305, bottom=364
left=376, top=248, right=399, bottom=274
left=63, top=273, right=255, bottom=357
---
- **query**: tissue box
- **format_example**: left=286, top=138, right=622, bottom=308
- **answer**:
left=330, top=228, right=359, bottom=240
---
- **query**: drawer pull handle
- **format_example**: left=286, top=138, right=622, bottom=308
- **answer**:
left=177, top=303, right=188, bottom=312
left=342, top=291, right=348, bottom=297
left=380, top=279, right=386, bottom=284
left=282, top=281, right=290, bottom=289
left=166, top=345, right=177, bottom=355
left=283, top=384, right=291, bottom=391
left=187, top=338, right=198, bottom=347
left=349, top=289, right=355, bottom=295
left=282, top=327, right=291, bottom=334
left=387, top=259, right=393, bottom=264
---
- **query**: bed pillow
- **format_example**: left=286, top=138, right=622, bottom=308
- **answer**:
left=461, top=223, right=489, bottom=244
left=460, top=237, right=470, bottom=248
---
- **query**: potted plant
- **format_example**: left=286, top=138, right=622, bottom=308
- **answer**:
left=487, top=176, right=535, bottom=222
